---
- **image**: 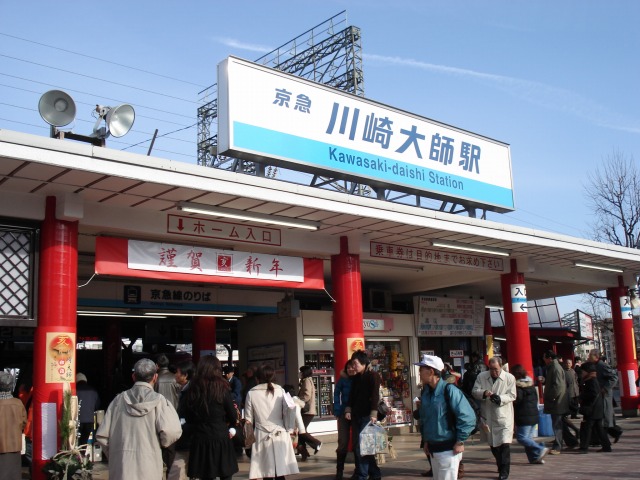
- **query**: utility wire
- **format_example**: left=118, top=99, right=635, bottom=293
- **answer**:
left=0, top=117, right=47, bottom=129
left=0, top=83, right=192, bottom=127
left=0, top=72, right=194, bottom=119
left=0, top=54, right=198, bottom=104
left=120, top=123, right=197, bottom=151
left=0, top=32, right=208, bottom=88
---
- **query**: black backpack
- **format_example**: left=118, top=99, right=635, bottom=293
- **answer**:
left=444, top=383, right=483, bottom=436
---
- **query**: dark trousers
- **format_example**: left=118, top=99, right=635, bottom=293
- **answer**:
left=562, top=416, right=579, bottom=447
left=490, top=443, right=510, bottom=477
left=161, top=443, right=176, bottom=475
left=550, top=414, right=564, bottom=449
left=580, top=418, right=611, bottom=450
left=353, top=417, right=381, bottom=480
left=336, top=414, right=352, bottom=473
left=298, top=414, right=321, bottom=452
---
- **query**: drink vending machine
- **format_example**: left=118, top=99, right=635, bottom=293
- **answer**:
left=304, top=351, right=335, bottom=418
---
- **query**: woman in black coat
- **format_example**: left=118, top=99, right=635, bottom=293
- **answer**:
left=578, top=362, right=612, bottom=453
left=512, top=365, right=549, bottom=464
left=182, top=355, right=239, bottom=479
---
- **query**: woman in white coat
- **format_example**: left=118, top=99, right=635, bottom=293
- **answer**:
left=245, top=365, right=299, bottom=480
left=472, top=357, right=517, bottom=480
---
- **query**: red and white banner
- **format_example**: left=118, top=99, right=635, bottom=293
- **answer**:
left=95, top=237, right=324, bottom=290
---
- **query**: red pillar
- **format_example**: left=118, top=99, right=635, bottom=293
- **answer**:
left=32, top=196, right=78, bottom=480
left=500, top=259, right=533, bottom=377
left=192, top=316, right=217, bottom=365
left=331, top=236, right=364, bottom=381
left=483, top=308, right=493, bottom=365
left=607, top=277, right=639, bottom=416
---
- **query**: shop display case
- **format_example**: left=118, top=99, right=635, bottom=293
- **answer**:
left=366, top=341, right=412, bottom=425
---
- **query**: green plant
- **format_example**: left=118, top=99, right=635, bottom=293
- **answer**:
left=43, top=450, right=93, bottom=480
left=42, top=389, right=93, bottom=479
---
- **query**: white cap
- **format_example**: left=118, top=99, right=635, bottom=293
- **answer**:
left=414, top=354, right=445, bottom=371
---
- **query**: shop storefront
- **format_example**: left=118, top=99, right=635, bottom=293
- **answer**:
left=301, top=311, right=418, bottom=426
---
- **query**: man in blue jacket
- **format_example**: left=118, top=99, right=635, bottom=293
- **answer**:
left=417, top=354, right=475, bottom=480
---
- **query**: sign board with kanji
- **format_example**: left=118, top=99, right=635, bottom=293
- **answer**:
left=218, top=56, right=514, bottom=212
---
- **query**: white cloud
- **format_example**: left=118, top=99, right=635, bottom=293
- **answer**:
left=364, top=53, right=640, bottom=134
left=214, top=37, right=273, bottom=54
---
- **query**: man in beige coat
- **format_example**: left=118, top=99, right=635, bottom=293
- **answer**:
left=472, top=357, right=517, bottom=480
left=96, top=358, right=182, bottom=480
left=0, top=372, right=27, bottom=480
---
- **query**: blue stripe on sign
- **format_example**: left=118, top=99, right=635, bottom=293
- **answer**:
left=512, top=297, right=527, bottom=303
left=233, top=122, right=515, bottom=210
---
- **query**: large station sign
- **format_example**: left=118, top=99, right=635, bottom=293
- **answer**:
left=218, top=56, right=514, bottom=212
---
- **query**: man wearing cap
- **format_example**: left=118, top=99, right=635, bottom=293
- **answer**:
left=588, top=349, right=623, bottom=443
left=96, top=358, right=182, bottom=480
left=0, top=371, right=27, bottom=480
left=472, top=357, right=516, bottom=480
left=223, top=365, right=243, bottom=406
left=417, top=354, right=475, bottom=480
left=541, top=350, right=569, bottom=454
left=75, top=372, right=100, bottom=446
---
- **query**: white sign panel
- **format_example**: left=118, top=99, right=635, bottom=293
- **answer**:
left=416, top=296, right=485, bottom=337
left=218, top=56, right=514, bottom=212
left=450, top=350, right=464, bottom=358
left=370, top=241, right=505, bottom=271
left=363, top=318, right=386, bottom=331
left=511, top=284, right=527, bottom=313
left=128, top=239, right=304, bottom=283
left=578, top=310, right=594, bottom=340
left=620, top=296, right=633, bottom=320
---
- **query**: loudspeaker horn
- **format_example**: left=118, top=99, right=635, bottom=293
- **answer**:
left=38, top=90, right=76, bottom=127
left=105, top=104, right=135, bottom=137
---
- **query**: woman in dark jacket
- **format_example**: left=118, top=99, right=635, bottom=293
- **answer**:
left=512, top=364, right=549, bottom=464
left=182, top=355, right=239, bottom=479
left=333, top=360, right=356, bottom=479
left=578, top=362, right=612, bottom=453
left=344, top=350, right=381, bottom=480
left=296, top=365, right=322, bottom=460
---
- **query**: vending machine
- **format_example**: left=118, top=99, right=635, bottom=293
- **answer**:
left=304, top=351, right=335, bottom=418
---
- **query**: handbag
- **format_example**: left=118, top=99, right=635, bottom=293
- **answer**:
left=301, top=400, right=311, bottom=414
left=243, top=420, right=256, bottom=448
left=359, top=421, right=388, bottom=456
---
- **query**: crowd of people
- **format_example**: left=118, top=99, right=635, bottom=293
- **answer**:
left=0, top=346, right=631, bottom=480
left=408, top=348, right=626, bottom=480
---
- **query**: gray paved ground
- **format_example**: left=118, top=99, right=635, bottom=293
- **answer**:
left=28, top=414, right=639, bottom=479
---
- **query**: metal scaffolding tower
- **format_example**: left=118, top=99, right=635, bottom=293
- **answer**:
left=196, top=11, right=486, bottom=218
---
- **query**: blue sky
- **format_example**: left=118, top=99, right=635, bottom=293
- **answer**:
left=2, top=0, right=639, bottom=314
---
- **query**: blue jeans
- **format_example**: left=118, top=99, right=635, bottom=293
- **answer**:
left=352, top=417, right=381, bottom=480
left=516, top=425, right=546, bottom=463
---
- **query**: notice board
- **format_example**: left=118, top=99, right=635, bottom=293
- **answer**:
left=415, top=296, right=485, bottom=337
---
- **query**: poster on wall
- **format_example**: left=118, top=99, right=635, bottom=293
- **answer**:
left=347, top=337, right=366, bottom=358
left=247, top=343, right=287, bottom=385
left=46, top=332, right=75, bottom=383
left=415, top=296, right=485, bottom=337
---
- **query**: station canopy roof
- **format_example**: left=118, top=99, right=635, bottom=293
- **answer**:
left=1, top=129, right=640, bottom=309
